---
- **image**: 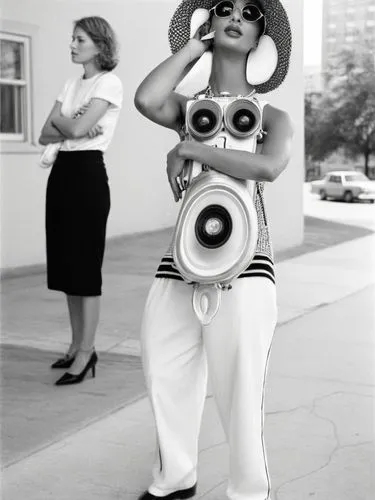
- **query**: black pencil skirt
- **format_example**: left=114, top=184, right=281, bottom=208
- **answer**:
left=46, top=150, right=110, bottom=296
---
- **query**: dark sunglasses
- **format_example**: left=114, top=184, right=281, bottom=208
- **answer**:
left=210, top=0, right=264, bottom=23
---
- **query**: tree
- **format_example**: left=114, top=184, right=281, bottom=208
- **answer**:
left=305, top=41, right=375, bottom=177
left=304, top=91, right=342, bottom=164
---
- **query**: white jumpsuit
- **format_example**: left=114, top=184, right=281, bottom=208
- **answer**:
left=141, top=94, right=276, bottom=500
left=141, top=234, right=277, bottom=499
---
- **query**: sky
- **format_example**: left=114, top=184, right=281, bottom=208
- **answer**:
left=304, top=0, right=323, bottom=67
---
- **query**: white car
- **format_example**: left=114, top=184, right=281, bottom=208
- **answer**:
left=311, top=171, right=375, bottom=203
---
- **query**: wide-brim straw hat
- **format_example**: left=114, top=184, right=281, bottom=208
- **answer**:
left=168, top=0, right=292, bottom=94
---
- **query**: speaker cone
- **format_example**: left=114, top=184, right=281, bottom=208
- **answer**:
left=224, top=99, right=261, bottom=138
left=187, top=99, right=223, bottom=140
left=195, top=205, right=232, bottom=249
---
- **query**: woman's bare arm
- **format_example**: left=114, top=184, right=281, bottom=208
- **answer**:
left=166, top=105, right=294, bottom=200
left=182, top=106, right=293, bottom=181
left=134, top=38, right=208, bottom=132
left=39, top=102, right=66, bottom=145
left=51, top=98, right=109, bottom=139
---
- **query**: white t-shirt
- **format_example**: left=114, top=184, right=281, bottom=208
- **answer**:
left=56, top=72, right=123, bottom=152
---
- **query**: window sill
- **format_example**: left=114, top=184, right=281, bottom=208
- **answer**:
left=0, top=142, right=41, bottom=155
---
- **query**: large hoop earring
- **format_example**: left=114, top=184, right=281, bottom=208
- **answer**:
left=175, top=9, right=212, bottom=96
left=189, top=8, right=210, bottom=37
left=175, top=51, right=213, bottom=96
left=246, top=35, right=278, bottom=86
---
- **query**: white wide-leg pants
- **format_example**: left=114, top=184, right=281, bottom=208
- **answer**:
left=140, top=276, right=277, bottom=500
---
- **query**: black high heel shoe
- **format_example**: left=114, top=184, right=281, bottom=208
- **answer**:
left=138, top=484, right=197, bottom=500
left=55, top=351, right=98, bottom=386
left=51, top=353, right=76, bottom=369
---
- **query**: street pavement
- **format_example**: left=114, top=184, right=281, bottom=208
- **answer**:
left=1, top=205, right=375, bottom=499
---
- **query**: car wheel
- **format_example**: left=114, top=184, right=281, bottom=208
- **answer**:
left=343, top=191, right=354, bottom=203
left=320, top=189, right=327, bottom=200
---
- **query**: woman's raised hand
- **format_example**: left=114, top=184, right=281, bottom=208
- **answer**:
left=187, top=22, right=215, bottom=62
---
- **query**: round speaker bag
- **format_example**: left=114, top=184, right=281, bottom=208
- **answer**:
left=172, top=170, right=258, bottom=285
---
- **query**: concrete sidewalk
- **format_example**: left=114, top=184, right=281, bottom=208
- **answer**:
left=1, top=221, right=375, bottom=499
left=6, top=216, right=371, bottom=470
left=3, top=286, right=374, bottom=500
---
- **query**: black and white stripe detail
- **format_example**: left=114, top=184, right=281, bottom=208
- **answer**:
left=155, top=254, right=185, bottom=281
left=237, top=254, right=275, bottom=284
left=155, top=253, right=275, bottom=285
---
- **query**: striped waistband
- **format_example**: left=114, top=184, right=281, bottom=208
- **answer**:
left=155, top=253, right=275, bottom=285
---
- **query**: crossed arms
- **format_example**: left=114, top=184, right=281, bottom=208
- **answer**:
left=39, top=98, right=110, bottom=146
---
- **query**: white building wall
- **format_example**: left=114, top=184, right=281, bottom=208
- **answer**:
left=0, top=0, right=304, bottom=271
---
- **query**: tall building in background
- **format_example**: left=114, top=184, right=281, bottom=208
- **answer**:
left=322, top=0, right=375, bottom=71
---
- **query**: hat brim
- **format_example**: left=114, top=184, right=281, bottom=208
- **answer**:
left=168, top=0, right=292, bottom=94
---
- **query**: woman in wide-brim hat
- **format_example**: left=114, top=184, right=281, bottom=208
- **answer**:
left=134, top=1, right=293, bottom=499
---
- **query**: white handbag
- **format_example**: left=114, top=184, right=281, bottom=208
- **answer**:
left=39, top=142, right=62, bottom=169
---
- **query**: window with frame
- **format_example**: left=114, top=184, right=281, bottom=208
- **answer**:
left=0, top=32, right=32, bottom=142
left=328, top=175, right=342, bottom=183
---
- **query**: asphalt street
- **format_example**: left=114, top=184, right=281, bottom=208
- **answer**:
left=304, top=182, right=375, bottom=231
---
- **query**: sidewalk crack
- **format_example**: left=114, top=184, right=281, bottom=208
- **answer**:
left=198, top=479, right=227, bottom=499
left=274, top=390, right=373, bottom=500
